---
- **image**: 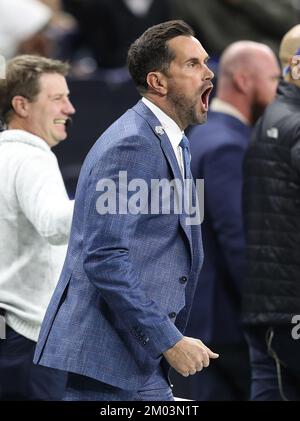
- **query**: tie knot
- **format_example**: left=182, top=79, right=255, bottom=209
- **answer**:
left=179, top=135, right=190, bottom=151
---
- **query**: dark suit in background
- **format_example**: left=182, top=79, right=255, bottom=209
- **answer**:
left=171, top=109, right=251, bottom=400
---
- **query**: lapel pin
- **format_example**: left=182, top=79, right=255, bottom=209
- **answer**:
left=155, top=125, right=165, bottom=135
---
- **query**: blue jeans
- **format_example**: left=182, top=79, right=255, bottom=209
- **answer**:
left=63, top=363, right=174, bottom=401
left=245, top=326, right=300, bottom=401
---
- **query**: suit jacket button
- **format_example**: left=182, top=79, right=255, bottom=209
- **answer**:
left=143, top=338, right=149, bottom=345
left=180, top=276, right=188, bottom=284
left=168, top=312, right=177, bottom=319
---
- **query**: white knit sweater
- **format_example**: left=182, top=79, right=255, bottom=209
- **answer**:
left=0, top=130, right=74, bottom=341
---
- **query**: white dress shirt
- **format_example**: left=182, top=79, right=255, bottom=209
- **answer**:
left=142, top=97, right=185, bottom=177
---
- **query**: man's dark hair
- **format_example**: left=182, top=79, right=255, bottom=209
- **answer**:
left=127, top=20, right=194, bottom=94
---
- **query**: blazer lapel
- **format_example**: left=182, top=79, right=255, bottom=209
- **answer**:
left=132, top=100, right=194, bottom=255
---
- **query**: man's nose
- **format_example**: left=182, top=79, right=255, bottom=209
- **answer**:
left=205, top=66, right=214, bottom=81
left=64, top=99, right=76, bottom=115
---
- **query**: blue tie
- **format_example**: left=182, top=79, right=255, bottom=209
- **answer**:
left=179, top=135, right=193, bottom=237
left=179, top=135, right=191, bottom=179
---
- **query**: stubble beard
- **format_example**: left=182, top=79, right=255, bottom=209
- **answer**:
left=250, top=101, right=267, bottom=125
left=169, top=91, right=207, bottom=128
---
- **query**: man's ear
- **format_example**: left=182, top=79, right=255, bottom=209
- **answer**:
left=11, top=96, right=30, bottom=118
left=232, top=72, right=250, bottom=95
left=146, top=71, right=168, bottom=95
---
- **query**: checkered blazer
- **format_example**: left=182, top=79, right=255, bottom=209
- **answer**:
left=34, top=100, right=203, bottom=391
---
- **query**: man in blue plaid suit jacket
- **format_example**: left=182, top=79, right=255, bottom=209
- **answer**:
left=34, top=20, right=218, bottom=400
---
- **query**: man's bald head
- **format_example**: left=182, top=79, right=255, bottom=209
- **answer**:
left=219, top=41, right=278, bottom=87
left=216, top=41, right=280, bottom=125
left=279, top=24, right=300, bottom=86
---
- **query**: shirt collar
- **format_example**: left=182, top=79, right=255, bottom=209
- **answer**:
left=210, top=98, right=249, bottom=125
left=142, top=97, right=184, bottom=148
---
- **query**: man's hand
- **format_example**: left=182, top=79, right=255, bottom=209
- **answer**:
left=163, top=336, right=219, bottom=377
